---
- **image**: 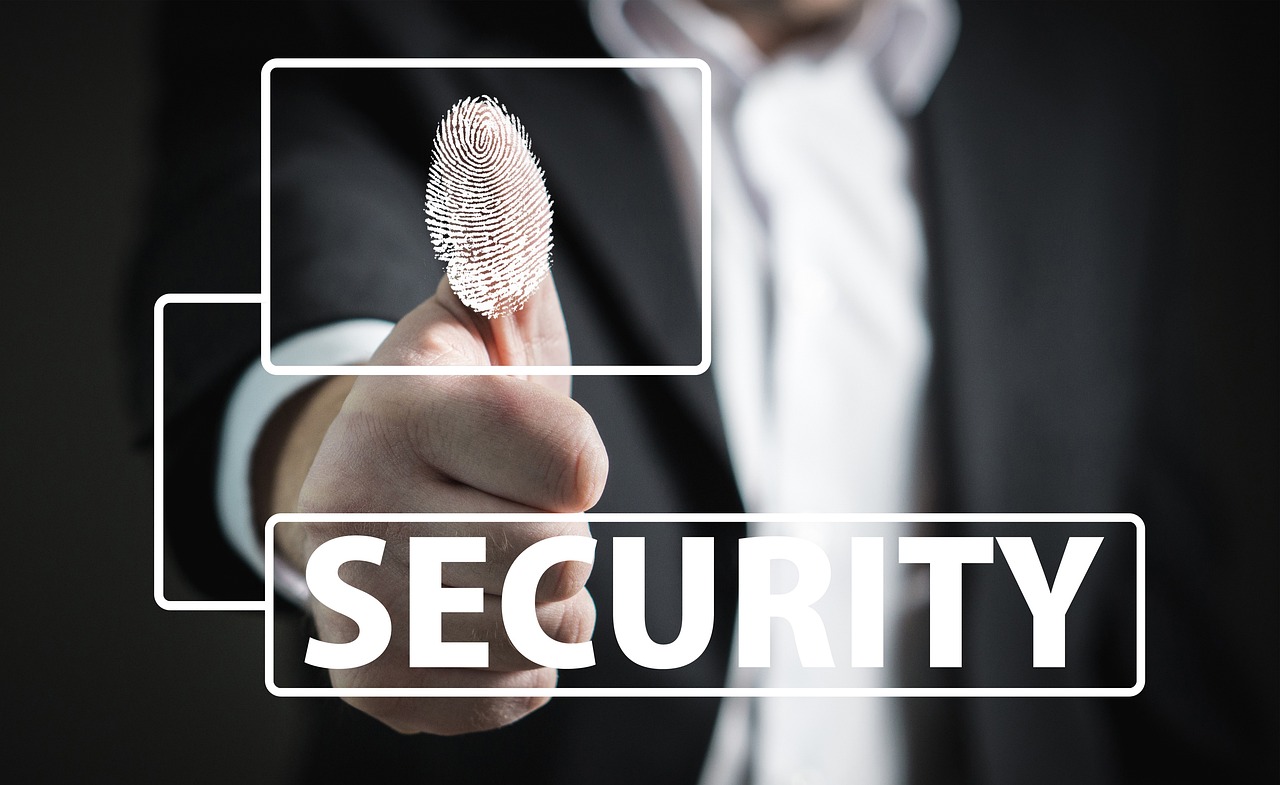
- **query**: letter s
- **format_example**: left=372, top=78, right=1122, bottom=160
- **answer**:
left=304, top=535, right=392, bottom=670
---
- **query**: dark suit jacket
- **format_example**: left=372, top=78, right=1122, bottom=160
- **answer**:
left=127, top=2, right=1275, bottom=782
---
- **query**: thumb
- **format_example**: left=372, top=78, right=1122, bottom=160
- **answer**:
left=371, top=95, right=571, bottom=394
left=375, top=272, right=571, bottom=394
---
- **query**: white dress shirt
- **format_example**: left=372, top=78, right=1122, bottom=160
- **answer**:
left=218, top=1, right=956, bottom=782
left=591, top=2, right=954, bottom=783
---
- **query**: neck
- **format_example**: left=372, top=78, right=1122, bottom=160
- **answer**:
left=701, top=0, right=864, bottom=56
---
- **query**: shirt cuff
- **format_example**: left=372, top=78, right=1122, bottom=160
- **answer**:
left=215, top=319, right=395, bottom=605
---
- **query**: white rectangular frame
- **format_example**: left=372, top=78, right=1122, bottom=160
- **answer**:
left=265, top=512, right=1145, bottom=697
left=261, top=57, right=712, bottom=376
left=153, top=293, right=268, bottom=612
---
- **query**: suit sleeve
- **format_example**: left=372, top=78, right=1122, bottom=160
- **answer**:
left=123, top=2, right=441, bottom=597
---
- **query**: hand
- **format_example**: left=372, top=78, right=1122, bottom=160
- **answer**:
left=262, top=273, right=608, bottom=735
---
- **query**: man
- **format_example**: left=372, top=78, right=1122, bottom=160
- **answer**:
left=129, top=1, right=1274, bottom=782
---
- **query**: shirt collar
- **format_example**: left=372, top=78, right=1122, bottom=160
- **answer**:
left=589, top=0, right=958, bottom=115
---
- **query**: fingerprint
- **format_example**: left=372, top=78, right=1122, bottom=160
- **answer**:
left=424, top=96, right=553, bottom=319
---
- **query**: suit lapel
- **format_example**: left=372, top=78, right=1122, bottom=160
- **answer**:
left=917, top=7, right=1144, bottom=514
left=914, top=7, right=1156, bottom=782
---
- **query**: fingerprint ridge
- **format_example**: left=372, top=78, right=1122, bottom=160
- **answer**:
left=424, top=95, right=554, bottom=319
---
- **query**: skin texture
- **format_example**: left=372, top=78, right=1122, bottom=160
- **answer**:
left=260, top=274, right=608, bottom=735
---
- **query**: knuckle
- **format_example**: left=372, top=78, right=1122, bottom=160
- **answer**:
left=536, top=560, right=570, bottom=603
left=455, top=696, right=546, bottom=734
left=346, top=687, right=550, bottom=736
left=546, top=589, right=596, bottom=645
left=337, top=659, right=558, bottom=735
left=544, top=404, right=608, bottom=512
left=537, top=557, right=592, bottom=603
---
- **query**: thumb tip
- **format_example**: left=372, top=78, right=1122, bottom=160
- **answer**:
left=429, top=268, right=571, bottom=369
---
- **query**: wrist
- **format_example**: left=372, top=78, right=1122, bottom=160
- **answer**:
left=253, top=374, right=357, bottom=570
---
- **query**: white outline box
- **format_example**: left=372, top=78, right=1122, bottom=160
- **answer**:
left=261, top=57, right=712, bottom=377
left=266, top=512, right=1145, bottom=697
left=153, top=293, right=267, bottom=612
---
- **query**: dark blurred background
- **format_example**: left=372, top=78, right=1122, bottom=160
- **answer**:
left=0, top=2, right=1274, bottom=782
